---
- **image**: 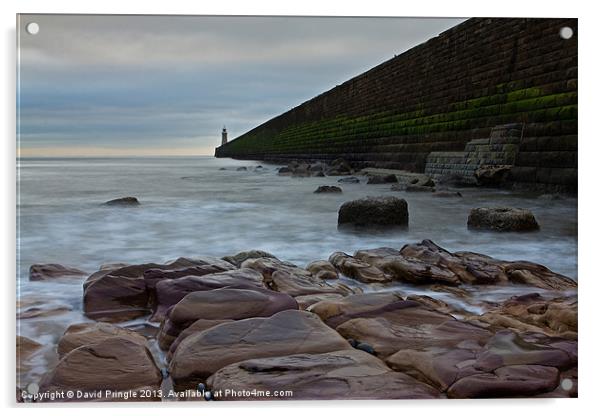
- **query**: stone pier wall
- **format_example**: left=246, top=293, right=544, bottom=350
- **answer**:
left=216, top=18, right=578, bottom=192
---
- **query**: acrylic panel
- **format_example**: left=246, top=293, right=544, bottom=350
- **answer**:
left=16, top=14, right=578, bottom=402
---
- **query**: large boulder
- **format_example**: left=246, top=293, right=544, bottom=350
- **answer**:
left=29, top=264, right=86, bottom=281
left=158, top=287, right=298, bottom=350
left=337, top=196, right=408, bottom=228
left=143, top=264, right=235, bottom=292
left=474, top=165, right=512, bottom=187
left=168, top=310, right=352, bottom=390
left=165, top=318, right=233, bottom=361
left=207, top=349, right=440, bottom=400
left=83, top=257, right=228, bottom=322
left=39, top=337, right=162, bottom=401
left=367, top=174, right=398, bottom=184
left=57, top=322, right=148, bottom=357
left=467, top=207, right=539, bottom=232
left=306, top=260, right=338, bottom=280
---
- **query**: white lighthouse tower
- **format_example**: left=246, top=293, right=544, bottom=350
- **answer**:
left=221, top=126, right=228, bottom=145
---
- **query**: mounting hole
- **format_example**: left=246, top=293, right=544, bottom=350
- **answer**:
left=559, top=26, right=573, bottom=40
left=26, top=22, right=40, bottom=35
left=560, top=378, right=573, bottom=391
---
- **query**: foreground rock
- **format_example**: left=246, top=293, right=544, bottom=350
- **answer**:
left=57, top=322, right=148, bottom=357
left=39, top=337, right=162, bottom=401
left=222, top=250, right=277, bottom=267
left=169, top=310, right=352, bottom=390
left=328, top=252, right=391, bottom=283
left=208, top=349, right=440, bottom=400
left=83, top=257, right=230, bottom=322
left=338, top=196, right=408, bottom=228
left=335, top=240, right=576, bottom=289
left=17, top=336, right=42, bottom=372
left=314, top=185, right=342, bottom=194
left=468, top=207, right=539, bottom=232
left=158, top=287, right=297, bottom=350
left=29, top=264, right=87, bottom=281
left=103, top=197, right=140, bottom=207
left=306, top=260, right=338, bottom=280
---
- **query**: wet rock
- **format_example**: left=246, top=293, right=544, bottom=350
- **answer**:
left=18, top=303, right=72, bottom=319
left=236, top=167, right=247, bottom=171
left=169, top=310, right=352, bottom=390
left=335, top=303, right=492, bottom=358
left=277, top=166, right=291, bottom=176
left=152, top=268, right=266, bottom=321
left=165, top=318, right=233, bottom=361
left=447, top=365, right=559, bottom=398
left=294, top=293, right=345, bottom=310
left=103, top=196, right=140, bottom=206
left=143, top=263, right=235, bottom=292
left=29, top=264, right=86, bottom=281
left=328, top=252, right=391, bottom=283
left=83, top=257, right=223, bottom=322
left=326, top=158, right=352, bottom=176
left=474, top=165, right=512, bottom=187
left=314, top=185, right=342, bottom=194
left=39, top=337, right=162, bottom=400
left=337, top=176, right=360, bottom=184
left=158, top=287, right=298, bottom=350
left=17, top=336, right=42, bottom=372
left=467, top=207, right=539, bottom=232
left=306, top=260, right=338, bottom=280
left=207, top=349, right=440, bottom=400
left=410, top=176, right=435, bottom=187
left=337, top=196, right=408, bottom=228
left=57, top=322, right=148, bottom=357
left=471, top=293, right=577, bottom=339
left=308, top=292, right=406, bottom=327
left=222, top=250, right=278, bottom=267
left=367, top=174, right=398, bottom=184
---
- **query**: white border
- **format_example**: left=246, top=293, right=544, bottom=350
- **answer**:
left=2, top=0, right=600, bottom=415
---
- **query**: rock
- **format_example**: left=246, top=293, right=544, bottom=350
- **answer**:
left=470, top=293, right=577, bottom=339
left=152, top=268, right=266, bottom=321
left=390, top=183, right=404, bottom=191
left=306, top=260, right=338, bottom=280
left=277, top=166, right=291, bottom=176
left=83, top=257, right=215, bottom=323
left=17, top=336, right=42, bottom=372
left=29, top=264, right=86, bottom=281
left=367, top=174, right=398, bottom=184
left=57, top=322, right=148, bottom=357
left=39, top=337, right=162, bottom=400
left=236, top=167, right=247, bottom=171
left=314, top=185, right=342, bottom=194
left=474, top=165, right=512, bottom=187
left=158, top=287, right=298, bottom=350
left=337, top=196, right=408, bottom=228
left=308, top=292, right=406, bottom=327
left=447, top=365, right=560, bottom=398
left=410, top=176, right=435, bottom=187
left=143, top=263, right=235, bottom=292
left=218, top=167, right=227, bottom=170
left=242, top=257, right=351, bottom=296
left=326, top=158, right=352, bottom=175
left=328, top=252, right=391, bottom=283
left=294, top=293, right=345, bottom=310
left=207, top=349, right=440, bottom=400
left=165, top=318, right=234, bottom=361
left=405, top=184, right=434, bottom=192
left=222, top=250, right=278, bottom=267
left=467, top=207, right=539, bottom=232
left=432, top=190, right=463, bottom=197
left=337, top=176, right=360, bottom=184
left=169, top=310, right=352, bottom=390
left=18, top=303, right=72, bottom=319
left=103, top=197, right=140, bottom=206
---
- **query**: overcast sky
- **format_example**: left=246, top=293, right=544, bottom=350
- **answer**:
left=18, top=14, right=465, bottom=156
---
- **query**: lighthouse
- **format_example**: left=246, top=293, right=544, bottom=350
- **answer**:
left=221, top=126, right=228, bottom=145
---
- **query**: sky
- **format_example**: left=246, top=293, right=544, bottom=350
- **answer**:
left=17, top=14, right=465, bottom=157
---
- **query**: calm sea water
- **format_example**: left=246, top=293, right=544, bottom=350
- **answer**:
left=16, top=156, right=577, bottom=381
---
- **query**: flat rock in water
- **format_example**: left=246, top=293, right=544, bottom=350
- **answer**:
left=314, top=185, right=342, bottom=194
left=467, top=207, right=539, bottom=232
left=337, top=176, right=360, bottom=184
left=207, top=349, right=440, bottom=400
left=29, top=264, right=87, bottom=281
left=168, top=310, right=352, bottom=390
left=337, top=196, right=408, bottom=228
left=39, top=337, right=162, bottom=401
left=103, top=197, right=140, bottom=207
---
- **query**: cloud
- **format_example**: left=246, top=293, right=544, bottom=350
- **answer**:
left=18, top=14, right=465, bottom=156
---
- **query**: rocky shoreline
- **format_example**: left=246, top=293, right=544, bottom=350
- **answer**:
left=18, top=238, right=577, bottom=402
